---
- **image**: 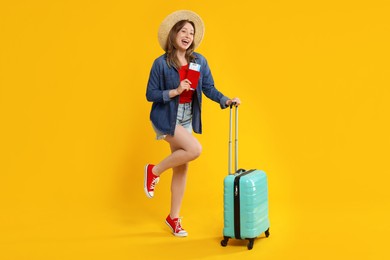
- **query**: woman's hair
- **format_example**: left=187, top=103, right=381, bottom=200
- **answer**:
left=166, top=20, right=196, bottom=70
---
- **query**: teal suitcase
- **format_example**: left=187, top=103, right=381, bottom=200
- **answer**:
left=221, top=105, right=270, bottom=250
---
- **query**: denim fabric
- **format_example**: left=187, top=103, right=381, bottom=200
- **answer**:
left=151, top=103, right=193, bottom=140
left=146, top=52, right=229, bottom=136
left=176, top=102, right=193, bottom=131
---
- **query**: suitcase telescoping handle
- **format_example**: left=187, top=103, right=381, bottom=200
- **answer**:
left=228, top=103, right=238, bottom=175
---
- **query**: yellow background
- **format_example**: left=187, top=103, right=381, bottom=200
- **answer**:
left=1, top=0, right=389, bottom=259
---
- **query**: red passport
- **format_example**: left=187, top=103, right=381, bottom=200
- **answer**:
left=187, top=63, right=201, bottom=91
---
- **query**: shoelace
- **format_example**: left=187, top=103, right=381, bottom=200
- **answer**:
left=175, top=217, right=184, bottom=232
left=150, top=176, right=159, bottom=190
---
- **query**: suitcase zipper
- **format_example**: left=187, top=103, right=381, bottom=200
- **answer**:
left=233, top=170, right=254, bottom=239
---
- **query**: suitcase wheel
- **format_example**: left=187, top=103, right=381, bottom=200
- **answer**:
left=247, top=238, right=254, bottom=250
left=220, top=236, right=229, bottom=247
left=265, top=228, right=270, bottom=238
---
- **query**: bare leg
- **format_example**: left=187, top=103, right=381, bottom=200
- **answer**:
left=169, top=159, right=188, bottom=218
left=153, top=125, right=201, bottom=176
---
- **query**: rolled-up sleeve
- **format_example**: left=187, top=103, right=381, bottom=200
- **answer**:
left=146, top=59, right=175, bottom=104
left=162, top=90, right=171, bottom=103
left=219, top=96, right=230, bottom=109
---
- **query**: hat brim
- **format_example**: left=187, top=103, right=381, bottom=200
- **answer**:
left=158, top=10, right=205, bottom=51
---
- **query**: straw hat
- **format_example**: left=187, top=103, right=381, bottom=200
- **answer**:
left=158, top=10, right=205, bottom=51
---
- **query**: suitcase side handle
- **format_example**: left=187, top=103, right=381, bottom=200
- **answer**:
left=228, top=103, right=239, bottom=175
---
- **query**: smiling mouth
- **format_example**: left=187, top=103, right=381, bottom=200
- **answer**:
left=182, top=39, right=190, bottom=45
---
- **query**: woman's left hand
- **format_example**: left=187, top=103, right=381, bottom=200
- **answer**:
left=226, top=97, right=241, bottom=107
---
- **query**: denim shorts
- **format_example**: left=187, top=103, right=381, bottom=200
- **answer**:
left=151, top=102, right=193, bottom=140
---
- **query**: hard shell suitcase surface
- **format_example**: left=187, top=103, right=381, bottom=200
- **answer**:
left=221, top=105, right=270, bottom=250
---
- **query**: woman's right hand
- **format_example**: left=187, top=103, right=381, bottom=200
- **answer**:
left=176, top=79, right=192, bottom=94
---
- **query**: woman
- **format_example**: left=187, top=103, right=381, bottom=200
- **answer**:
left=145, top=10, right=241, bottom=237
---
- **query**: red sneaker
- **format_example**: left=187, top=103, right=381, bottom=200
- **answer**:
left=165, top=215, right=188, bottom=237
left=144, top=164, right=159, bottom=198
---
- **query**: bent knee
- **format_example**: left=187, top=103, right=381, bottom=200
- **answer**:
left=189, top=142, right=202, bottom=160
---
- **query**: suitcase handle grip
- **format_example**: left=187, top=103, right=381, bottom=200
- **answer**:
left=229, top=102, right=237, bottom=108
left=228, top=104, right=238, bottom=175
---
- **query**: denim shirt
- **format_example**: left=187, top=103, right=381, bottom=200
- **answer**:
left=146, top=52, right=229, bottom=136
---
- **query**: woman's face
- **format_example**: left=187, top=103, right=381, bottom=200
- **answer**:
left=175, top=22, right=194, bottom=52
